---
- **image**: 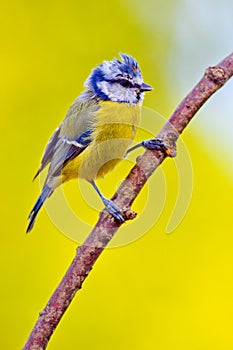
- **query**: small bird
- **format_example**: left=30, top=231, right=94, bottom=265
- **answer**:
left=27, top=53, right=153, bottom=232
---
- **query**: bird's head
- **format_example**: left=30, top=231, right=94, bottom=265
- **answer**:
left=84, top=53, right=153, bottom=104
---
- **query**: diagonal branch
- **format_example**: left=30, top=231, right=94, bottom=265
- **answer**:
left=23, top=52, right=233, bottom=350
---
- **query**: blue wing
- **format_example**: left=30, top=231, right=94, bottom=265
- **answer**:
left=34, top=95, right=99, bottom=181
left=45, top=129, right=93, bottom=179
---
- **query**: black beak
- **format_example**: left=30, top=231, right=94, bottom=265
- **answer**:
left=140, top=82, right=153, bottom=92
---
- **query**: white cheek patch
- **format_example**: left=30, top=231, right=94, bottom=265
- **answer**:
left=97, top=80, right=110, bottom=97
left=97, top=80, right=141, bottom=104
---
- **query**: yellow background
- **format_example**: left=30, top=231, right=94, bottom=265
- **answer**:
left=1, top=1, right=233, bottom=349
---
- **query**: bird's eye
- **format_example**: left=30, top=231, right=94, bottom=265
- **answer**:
left=120, top=79, right=134, bottom=88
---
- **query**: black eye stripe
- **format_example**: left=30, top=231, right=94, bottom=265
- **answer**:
left=120, top=80, right=141, bottom=89
left=120, top=79, right=133, bottom=88
left=107, top=78, right=140, bottom=89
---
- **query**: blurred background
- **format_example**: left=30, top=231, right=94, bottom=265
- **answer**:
left=1, top=0, right=233, bottom=349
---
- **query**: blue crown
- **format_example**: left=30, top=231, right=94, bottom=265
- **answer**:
left=112, top=53, right=141, bottom=78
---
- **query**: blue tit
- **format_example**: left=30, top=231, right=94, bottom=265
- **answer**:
left=27, top=53, right=153, bottom=232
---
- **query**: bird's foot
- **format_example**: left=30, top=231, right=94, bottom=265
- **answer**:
left=142, top=137, right=176, bottom=157
left=102, top=198, right=126, bottom=222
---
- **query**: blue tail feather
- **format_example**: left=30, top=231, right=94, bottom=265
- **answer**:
left=27, top=185, right=53, bottom=233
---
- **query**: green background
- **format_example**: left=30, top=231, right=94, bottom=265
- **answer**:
left=1, top=1, right=233, bottom=349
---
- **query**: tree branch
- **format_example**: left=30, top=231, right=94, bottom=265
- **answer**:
left=23, top=52, right=233, bottom=350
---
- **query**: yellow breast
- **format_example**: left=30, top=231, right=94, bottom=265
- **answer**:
left=62, top=101, right=141, bottom=182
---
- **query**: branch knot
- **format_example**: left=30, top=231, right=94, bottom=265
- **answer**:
left=205, top=66, right=227, bottom=85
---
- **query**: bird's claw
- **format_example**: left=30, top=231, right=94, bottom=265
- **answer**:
left=142, top=138, right=176, bottom=157
left=102, top=198, right=125, bottom=222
